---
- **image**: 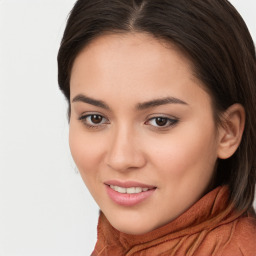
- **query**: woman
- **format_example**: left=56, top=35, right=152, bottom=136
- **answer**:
left=58, top=0, right=256, bottom=255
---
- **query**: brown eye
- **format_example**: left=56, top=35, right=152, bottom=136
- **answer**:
left=79, top=114, right=109, bottom=128
left=91, top=115, right=103, bottom=124
left=145, top=116, right=178, bottom=129
left=155, top=117, right=168, bottom=126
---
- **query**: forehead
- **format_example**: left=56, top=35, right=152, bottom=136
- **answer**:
left=71, top=33, right=195, bottom=81
left=70, top=32, right=210, bottom=109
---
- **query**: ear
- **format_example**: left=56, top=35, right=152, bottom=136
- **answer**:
left=217, top=104, right=245, bottom=159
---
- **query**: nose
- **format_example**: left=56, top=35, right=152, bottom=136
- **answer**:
left=105, top=125, right=146, bottom=172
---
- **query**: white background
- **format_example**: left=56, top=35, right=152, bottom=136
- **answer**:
left=0, top=1, right=255, bottom=255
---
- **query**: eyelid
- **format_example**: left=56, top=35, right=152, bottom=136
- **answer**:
left=78, top=112, right=110, bottom=128
left=77, top=112, right=178, bottom=130
left=145, top=115, right=179, bottom=129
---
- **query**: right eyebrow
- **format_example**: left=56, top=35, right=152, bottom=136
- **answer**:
left=72, top=94, right=110, bottom=110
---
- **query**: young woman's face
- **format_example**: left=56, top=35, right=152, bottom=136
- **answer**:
left=69, top=33, right=220, bottom=235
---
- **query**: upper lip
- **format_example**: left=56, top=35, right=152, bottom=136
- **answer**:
left=104, top=180, right=156, bottom=189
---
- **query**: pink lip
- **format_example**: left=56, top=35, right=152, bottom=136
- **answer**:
left=104, top=180, right=156, bottom=207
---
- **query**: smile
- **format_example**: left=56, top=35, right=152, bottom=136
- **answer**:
left=110, top=185, right=150, bottom=194
left=105, top=181, right=156, bottom=206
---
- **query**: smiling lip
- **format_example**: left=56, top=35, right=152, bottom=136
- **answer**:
left=104, top=180, right=156, bottom=206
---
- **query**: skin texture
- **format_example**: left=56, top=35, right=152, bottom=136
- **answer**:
left=69, top=33, right=244, bottom=235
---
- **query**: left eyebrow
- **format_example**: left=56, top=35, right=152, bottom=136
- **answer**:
left=136, top=97, right=188, bottom=110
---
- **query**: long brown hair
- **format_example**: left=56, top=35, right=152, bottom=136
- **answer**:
left=58, top=0, right=256, bottom=211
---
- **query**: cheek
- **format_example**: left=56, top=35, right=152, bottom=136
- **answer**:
left=145, top=123, right=218, bottom=179
left=69, top=124, right=104, bottom=181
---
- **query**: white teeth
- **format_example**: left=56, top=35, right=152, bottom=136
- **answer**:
left=110, top=185, right=126, bottom=193
left=116, top=186, right=126, bottom=193
left=126, top=187, right=136, bottom=194
left=135, top=187, right=142, bottom=193
left=110, top=185, right=150, bottom=194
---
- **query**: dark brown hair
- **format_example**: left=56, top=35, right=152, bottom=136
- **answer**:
left=58, top=0, right=256, bottom=211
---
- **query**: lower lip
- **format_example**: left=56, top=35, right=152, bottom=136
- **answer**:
left=105, top=185, right=156, bottom=206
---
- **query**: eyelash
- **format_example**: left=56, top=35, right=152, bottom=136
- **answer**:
left=145, top=116, right=179, bottom=129
left=78, top=114, right=109, bottom=129
left=78, top=114, right=179, bottom=130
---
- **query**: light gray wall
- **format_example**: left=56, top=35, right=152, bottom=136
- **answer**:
left=0, top=1, right=255, bottom=255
